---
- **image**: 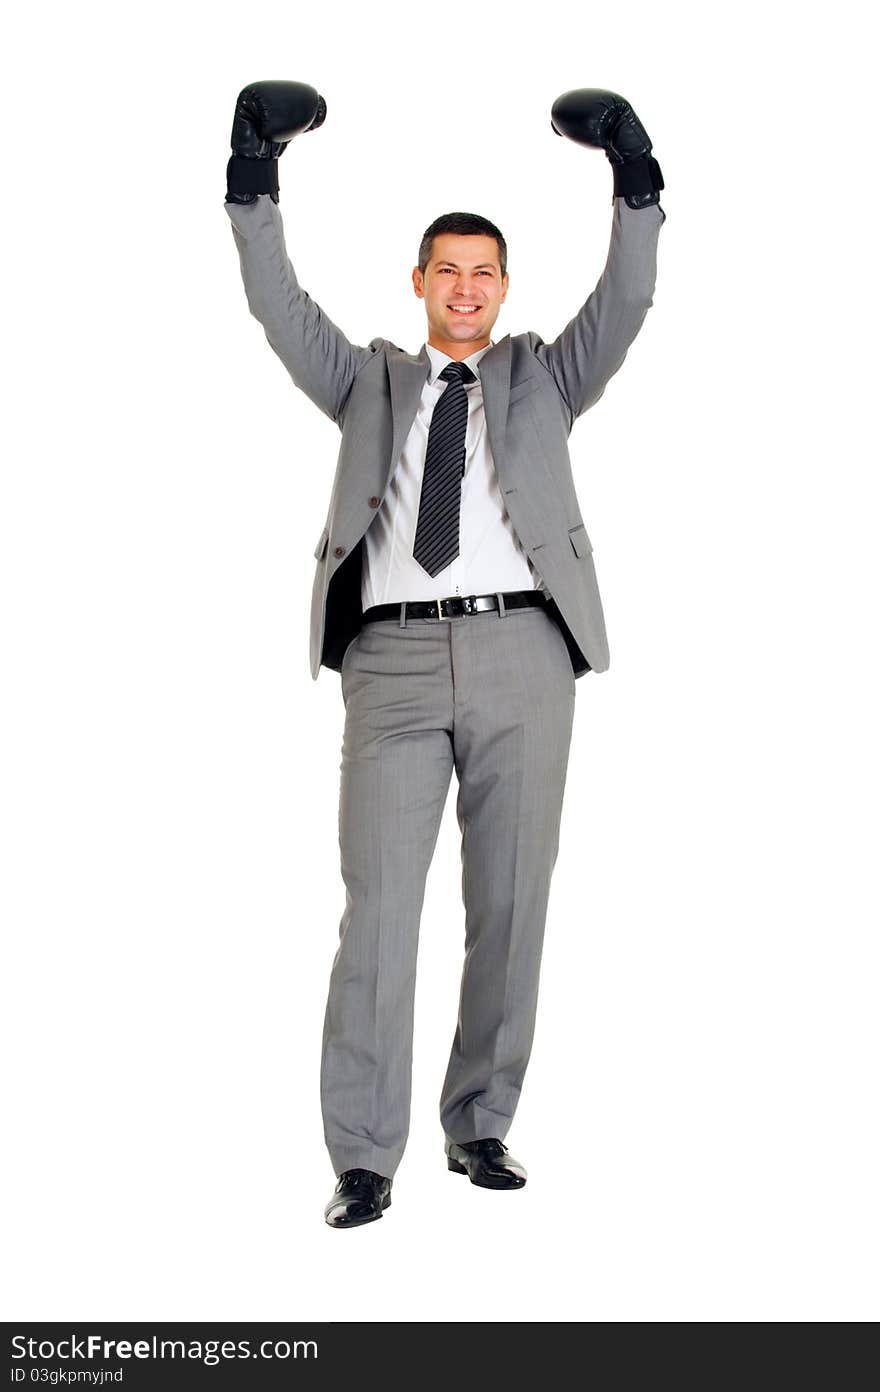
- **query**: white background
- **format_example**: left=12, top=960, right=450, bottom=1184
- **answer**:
left=3, top=0, right=877, bottom=1323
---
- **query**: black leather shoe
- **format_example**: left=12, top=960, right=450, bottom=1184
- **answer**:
left=446, top=1138, right=527, bottom=1189
left=324, top=1168, right=392, bottom=1228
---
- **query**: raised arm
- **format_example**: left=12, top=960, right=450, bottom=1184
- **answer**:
left=533, top=88, right=666, bottom=426
left=224, top=81, right=372, bottom=426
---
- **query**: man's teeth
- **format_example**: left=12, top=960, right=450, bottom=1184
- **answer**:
left=450, top=306, right=478, bottom=314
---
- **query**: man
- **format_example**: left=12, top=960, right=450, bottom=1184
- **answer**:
left=225, top=82, right=665, bottom=1228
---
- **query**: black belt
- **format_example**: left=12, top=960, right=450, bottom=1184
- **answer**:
left=361, top=589, right=549, bottom=624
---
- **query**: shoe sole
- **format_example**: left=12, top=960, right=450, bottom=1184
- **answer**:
left=325, top=1193, right=391, bottom=1229
left=447, top=1156, right=527, bottom=1188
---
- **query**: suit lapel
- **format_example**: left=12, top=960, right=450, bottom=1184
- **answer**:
left=477, top=336, right=512, bottom=471
left=387, top=344, right=430, bottom=491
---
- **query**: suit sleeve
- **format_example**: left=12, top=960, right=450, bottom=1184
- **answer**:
left=225, top=193, right=374, bottom=426
left=531, top=197, right=666, bottom=427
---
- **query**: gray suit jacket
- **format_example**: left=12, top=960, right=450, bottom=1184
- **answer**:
left=225, top=193, right=665, bottom=679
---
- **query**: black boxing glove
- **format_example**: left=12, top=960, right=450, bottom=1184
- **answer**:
left=550, top=89, right=664, bottom=209
left=226, top=80, right=327, bottom=205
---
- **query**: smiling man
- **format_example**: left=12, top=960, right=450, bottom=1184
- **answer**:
left=414, top=228, right=508, bottom=353
left=225, top=81, right=665, bottom=1229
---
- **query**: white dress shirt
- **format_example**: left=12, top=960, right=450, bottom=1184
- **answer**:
left=361, top=340, right=546, bottom=610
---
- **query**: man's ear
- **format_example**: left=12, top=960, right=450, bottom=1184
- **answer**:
left=412, top=267, right=424, bottom=299
left=501, top=272, right=509, bottom=303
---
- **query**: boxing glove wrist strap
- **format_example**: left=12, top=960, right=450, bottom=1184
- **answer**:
left=612, top=153, right=664, bottom=201
left=226, top=155, right=280, bottom=198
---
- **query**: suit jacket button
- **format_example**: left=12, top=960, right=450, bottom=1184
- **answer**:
left=369, top=496, right=381, bottom=508
left=333, top=545, right=346, bottom=558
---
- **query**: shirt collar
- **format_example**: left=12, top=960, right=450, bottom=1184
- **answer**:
left=425, top=340, right=494, bottom=386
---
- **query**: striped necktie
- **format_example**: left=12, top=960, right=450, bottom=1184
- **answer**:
left=412, top=360, right=476, bottom=577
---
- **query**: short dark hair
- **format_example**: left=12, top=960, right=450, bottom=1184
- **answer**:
left=418, top=212, right=507, bottom=279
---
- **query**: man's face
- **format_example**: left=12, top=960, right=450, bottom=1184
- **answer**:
left=412, top=233, right=508, bottom=358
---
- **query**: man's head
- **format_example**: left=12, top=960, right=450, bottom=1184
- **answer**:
left=413, top=212, right=509, bottom=359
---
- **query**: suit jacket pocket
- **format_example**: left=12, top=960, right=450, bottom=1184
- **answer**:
left=508, top=376, right=541, bottom=404
left=568, top=523, right=593, bottom=558
left=314, top=526, right=329, bottom=560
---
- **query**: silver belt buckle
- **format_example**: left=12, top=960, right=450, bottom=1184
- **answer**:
left=437, top=594, right=478, bottom=620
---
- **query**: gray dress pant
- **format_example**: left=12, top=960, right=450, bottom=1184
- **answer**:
left=320, top=597, right=577, bottom=1179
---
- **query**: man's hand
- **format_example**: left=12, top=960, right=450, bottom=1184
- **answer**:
left=226, top=80, right=326, bottom=206
left=550, top=88, right=664, bottom=209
